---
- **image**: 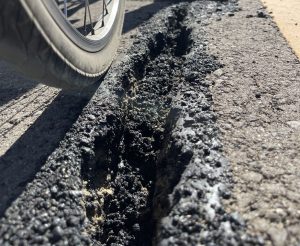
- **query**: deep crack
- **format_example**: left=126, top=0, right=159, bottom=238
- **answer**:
left=81, top=5, right=192, bottom=245
left=79, top=1, right=262, bottom=246
left=0, top=1, right=264, bottom=245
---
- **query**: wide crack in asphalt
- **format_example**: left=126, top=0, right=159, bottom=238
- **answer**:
left=81, top=2, right=260, bottom=245
left=82, top=7, right=192, bottom=245
left=0, top=1, right=263, bottom=245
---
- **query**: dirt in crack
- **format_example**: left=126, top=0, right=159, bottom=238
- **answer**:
left=81, top=6, right=191, bottom=245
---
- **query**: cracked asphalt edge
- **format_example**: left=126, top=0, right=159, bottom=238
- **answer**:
left=0, top=1, right=262, bottom=245
left=156, top=1, right=262, bottom=245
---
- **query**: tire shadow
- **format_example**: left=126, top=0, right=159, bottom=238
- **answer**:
left=0, top=89, right=94, bottom=217
left=0, top=61, right=38, bottom=107
left=0, top=0, right=183, bottom=218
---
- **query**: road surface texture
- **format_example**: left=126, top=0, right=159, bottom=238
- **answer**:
left=0, top=0, right=299, bottom=245
left=206, top=0, right=300, bottom=245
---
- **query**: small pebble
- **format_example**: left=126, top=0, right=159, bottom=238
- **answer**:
left=257, top=10, right=267, bottom=18
left=287, top=121, right=300, bottom=129
left=52, top=226, right=63, bottom=242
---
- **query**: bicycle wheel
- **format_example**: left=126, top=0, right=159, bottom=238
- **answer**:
left=0, top=0, right=125, bottom=89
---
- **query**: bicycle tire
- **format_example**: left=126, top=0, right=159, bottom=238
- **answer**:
left=0, top=0, right=125, bottom=89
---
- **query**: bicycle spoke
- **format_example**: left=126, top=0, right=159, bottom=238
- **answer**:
left=103, top=0, right=108, bottom=15
left=101, top=0, right=108, bottom=27
left=86, top=0, right=95, bottom=35
left=63, top=0, right=67, bottom=17
left=84, top=0, right=88, bottom=33
left=57, top=0, right=115, bottom=38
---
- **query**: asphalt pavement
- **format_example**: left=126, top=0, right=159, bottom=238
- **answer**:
left=0, top=0, right=299, bottom=245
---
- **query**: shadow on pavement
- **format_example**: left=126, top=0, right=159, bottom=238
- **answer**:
left=0, top=90, right=94, bottom=217
left=0, top=0, right=179, bottom=217
left=0, top=61, right=38, bottom=107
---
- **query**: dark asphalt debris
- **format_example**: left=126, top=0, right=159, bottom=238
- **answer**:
left=257, top=10, right=268, bottom=18
left=0, top=0, right=263, bottom=245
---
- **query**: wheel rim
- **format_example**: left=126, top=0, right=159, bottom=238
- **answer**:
left=42, top=0, right=121, bottom=52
